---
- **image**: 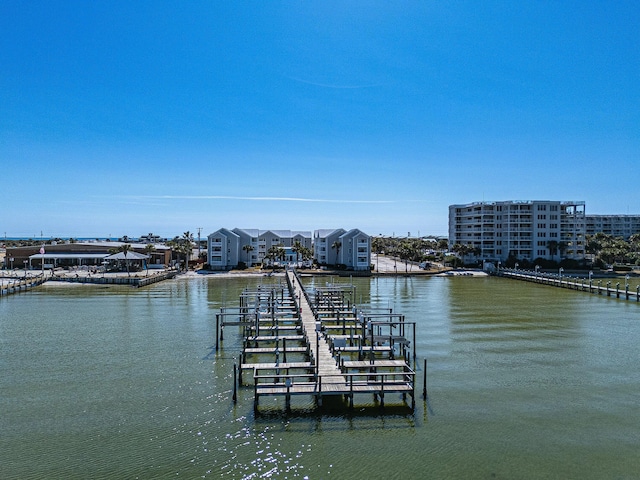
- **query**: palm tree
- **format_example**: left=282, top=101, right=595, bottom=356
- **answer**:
left=182, top=231, right=194, bottom=269
left=292, top=240, right=303, bottom=265
left=144, top=244, right=156, bottom=275
left=398, top=240, right=414, bottom=272
left=265, top=245, right=280, bottom=270
left=546, top=240, right=559, bottom=262
left=331, top=241, right=342, bottom=266
left=242, top=244, right=255, bottom=267
left=300, top=245, right=313, bottom=266
left=276, top=244, right=286, bottom=264
left=118, top=243, right=132, bottom=277
left=558, top=241, right=568, bottom=261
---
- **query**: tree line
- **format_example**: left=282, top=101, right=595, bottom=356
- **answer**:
left=450, top=232, right=640, bottom=270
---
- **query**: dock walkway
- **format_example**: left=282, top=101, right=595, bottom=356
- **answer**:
left=218, top=268, right=417, bottom=412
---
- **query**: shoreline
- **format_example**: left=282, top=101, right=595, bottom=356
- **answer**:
left=6, top=267, right=635, bottom=290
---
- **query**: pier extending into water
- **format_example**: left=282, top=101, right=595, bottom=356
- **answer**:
left=216, top=268, right=418, bottom=412
left=49, top=269, right=178, bottom=287
left=498, top=268, right=640, bottom=302
left=0, top=273, right=47, bottom=296
left=1, top=269, right=180, bottom=296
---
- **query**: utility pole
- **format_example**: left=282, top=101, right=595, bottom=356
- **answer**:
left=197, top=227, right=202, bottom=258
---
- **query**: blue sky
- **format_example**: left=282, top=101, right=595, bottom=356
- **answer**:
left=1, top=1, right=638, bottom=239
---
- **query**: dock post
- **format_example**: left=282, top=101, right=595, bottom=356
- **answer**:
left=283, top=338, right=287, bottom=363
left=316, top=333, right=319, bottom=377
left=422, top=358, right=428, bottom=399
left=233, top=363, right=237, bottom=403
left=215, top=314, right=220, bottom=351
left=637, top=285, right=639, bottom=302
left=625, top=284, right=629, bottom=300
left=616, top=282, right=620, bottom=298
left=285, top=378, right=291, bottom=412
left=349, top=375, right=354, bottom=408
left=413, top=324, right=417, bottom=360
left=607, top=281, right=611, bottom=296
left=254, top=380, right=259, bottom=411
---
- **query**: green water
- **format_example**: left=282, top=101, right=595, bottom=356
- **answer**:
left=1, top=275, right=639, bottom=479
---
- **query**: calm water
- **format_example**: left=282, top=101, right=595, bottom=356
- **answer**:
left=1, top=275, right=639, bottom=479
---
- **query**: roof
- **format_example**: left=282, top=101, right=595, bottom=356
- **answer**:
left=104, top=251, right=149, bottom=260
left=28, top=253, right=110, bottom=260
left=233, top=228, right=260, bottom=237
left=314, top=229, right=345, bottom=238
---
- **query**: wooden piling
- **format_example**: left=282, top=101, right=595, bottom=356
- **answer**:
left=233, top=363, right=237, bottom=403
left=215, top=314, right=220, bottom=351
left=422, top=358, right=428, bottom=399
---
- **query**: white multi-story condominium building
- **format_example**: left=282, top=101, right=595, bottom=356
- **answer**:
left=313, top=228, right=371, bottom=270
left=585, top=215, right=640, bottom=240
left=207, top=228, right=312, bottom=270
left=448, top=200, right=586, bottom=263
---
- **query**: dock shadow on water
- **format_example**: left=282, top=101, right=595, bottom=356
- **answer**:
left=253, top=393, right=417, bottom=422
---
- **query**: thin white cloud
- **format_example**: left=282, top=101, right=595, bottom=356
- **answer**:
left=121, top=195, right=394, bottom=204
left=286, top=75, right=381, bottom=89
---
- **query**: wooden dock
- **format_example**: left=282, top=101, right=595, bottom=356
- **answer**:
left=216, top=268, right=418, bottom=412
left=0, top=274, right=47, bottom=296
left=499, top=269, right=640, bottom=302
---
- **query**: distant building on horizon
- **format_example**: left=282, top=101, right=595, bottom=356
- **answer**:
left=448, top=200, right=586, bottom=263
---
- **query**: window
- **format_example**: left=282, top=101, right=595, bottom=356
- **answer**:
left=537, top=223, right=546, bottom=229
left=537, top=205, right=547, bottom=211
left=539, top=232, right=546, bottom=237
left=550, top=224, right=558, bottom=229
left=537, top=214, right=546, bottom=220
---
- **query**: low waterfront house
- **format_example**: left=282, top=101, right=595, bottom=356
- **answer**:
left=5, top=242, right=171, bottom=270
